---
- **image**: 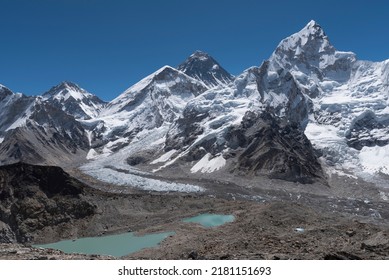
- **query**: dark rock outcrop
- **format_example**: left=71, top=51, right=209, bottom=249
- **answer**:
left=0, top=163, right=96, bottom=243
left=346, top=110, right=389, bottom=150
left=178, top=51, right=234, bottom=87
left=226, top=111, right=324, bottom=183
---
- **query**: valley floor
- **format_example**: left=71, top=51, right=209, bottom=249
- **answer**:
left=2, top=166, right=389, bottom=260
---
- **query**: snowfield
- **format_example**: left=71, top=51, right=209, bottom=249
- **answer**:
left=190, top=153, right=226, bottom=173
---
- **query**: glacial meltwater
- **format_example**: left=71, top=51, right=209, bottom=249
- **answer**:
left=33, top=231, right=174, bottom=257
left=183, top=213, right=235, bottom=227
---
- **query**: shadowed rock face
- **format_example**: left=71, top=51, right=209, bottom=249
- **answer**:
left=345, top=110, right=389, bottom=150
left=0, top=86, right=13, bottom=101
left=178, top=51, right=234, bottom=87
left=226, top=111, right=324, bottom=184
left=0, top=101, right=89, bottom=166
left=0, top=163, right=96, bottom=243
left=0, top=89, right=36, bottom=136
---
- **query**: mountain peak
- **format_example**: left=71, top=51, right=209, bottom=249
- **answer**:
left=276, top=20, right=330, bottom=52
left=306, top=20, right=320, bottom=29
left=269, top=20, right=337, bottom=71
left=42, top=81, right=104, bottom=119
left=0, top=84, right=14, bottom=101
left=190, top=50, right=211, bottom=60
left=301, top=20, right=326, bottom=37
left=178, top=51, right=233, bottom=87
left=43, top=81, right=86, bottom=98
left=57, top=81, right=84, bottom=92
left=155, top=65, right=178, bottom=76
left=111, top=64, right=207, bottom=103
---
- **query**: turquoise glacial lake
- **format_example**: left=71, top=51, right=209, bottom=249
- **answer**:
left=34, top=231, right=174, bottom=257
left=183, top=213, right=235, bottom=227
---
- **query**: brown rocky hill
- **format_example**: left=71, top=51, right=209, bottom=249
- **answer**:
left=0, top=162, right=96, bottom=243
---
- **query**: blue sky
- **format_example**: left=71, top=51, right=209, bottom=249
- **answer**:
left=1, top=0, right=388, bottom=101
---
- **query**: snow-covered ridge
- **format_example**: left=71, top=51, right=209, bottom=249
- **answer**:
left=42, top=81, right=105, bottom=119
left=104, top=65, right=207, bottom=115
left=2, top=23, right=389, bottom=189
left=0, top=87, right=35, bottom=133
left=85, top=65, right=209, bottom=149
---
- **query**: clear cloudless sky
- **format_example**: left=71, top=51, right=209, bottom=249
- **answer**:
left=1, top=0, right=388, bottom=101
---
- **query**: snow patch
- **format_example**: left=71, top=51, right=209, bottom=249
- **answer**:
left=379, top=191, right=389, bottom=201
left=305, top=122, right=343, bottom=143
left=359, top=145, right=389, bottom=175
left=324, top=167, right=358, bottom=179
left=190, top=153, right=226, bottom=173
left=151, top=149, right=177, bottom=164
left=86, top=149, right=99, bottom=160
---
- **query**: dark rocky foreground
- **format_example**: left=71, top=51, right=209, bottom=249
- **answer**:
left=0, top=162, right=389, bottom=260
left=130, top=201, right=389, bottom=260
left=0, top=163, right=96, bottom=243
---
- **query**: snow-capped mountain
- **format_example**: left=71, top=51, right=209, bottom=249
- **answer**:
left=159, top=61, right=315, bottom=182
left=105, top=65, right=207, bottom=118
left=266, top=20, right=389, bottom=177
left=0, top=83, right=91, bottom=165
left=82, top=66, right=208, bottom=153
left=0, top=85, right=35, bottom=139
left=178, top=51, right=234, bottom=87
left=1, top=20, right=389, bottom=187
left=0, top=84, right=12, bottom=100
left=42, top=81, right=106, bottom=119
left=0, top=97, right=89, bottom=165
left=146, top=20, right=389, bottom=183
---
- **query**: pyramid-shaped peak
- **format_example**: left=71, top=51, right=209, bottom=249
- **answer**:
left=181, top=50, right=217, bottom=65
left=269, top=20, right=356, bottom=73
left=43, top=81, right=86, bottom=97
left=178, top=51, right=233, bottom=87
left=57, top=81, right=84, bottom=91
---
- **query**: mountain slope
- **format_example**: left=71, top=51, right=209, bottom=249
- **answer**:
left=83, top=66, right=208, bottom=153
left=0, top=85, right=35, bottom=140
left=0, top=83, right=99, bottom=166
left=0, top=99, right=89, bottom=165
